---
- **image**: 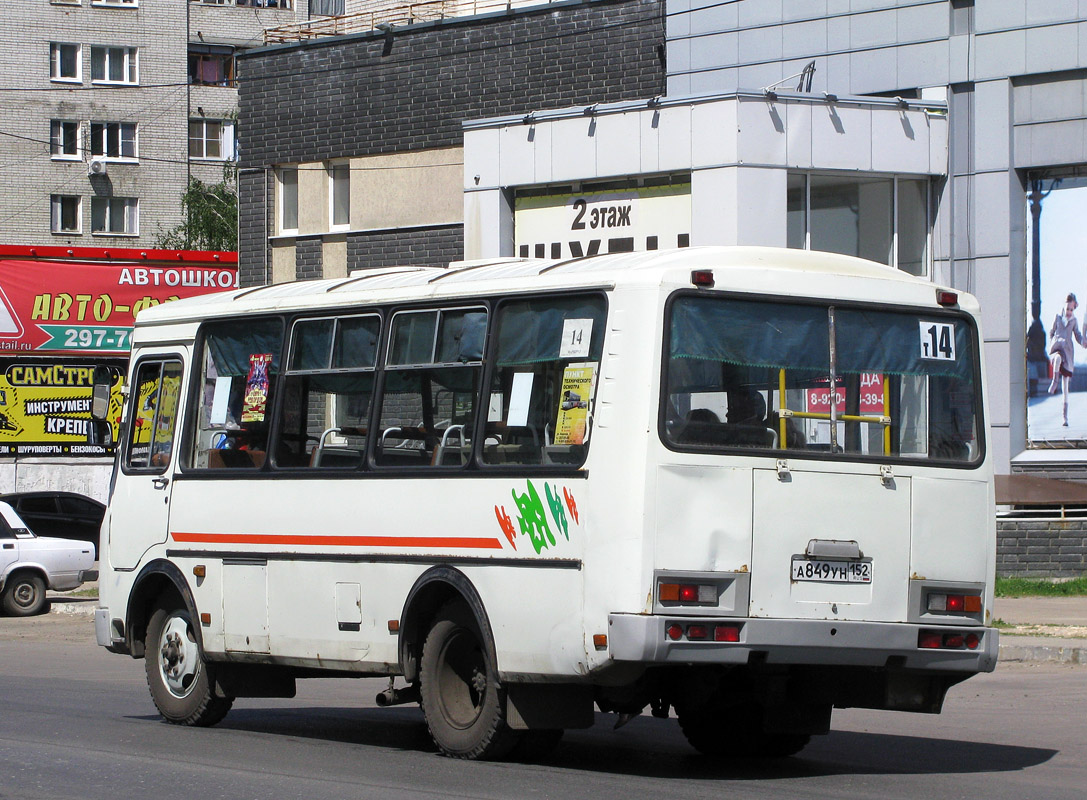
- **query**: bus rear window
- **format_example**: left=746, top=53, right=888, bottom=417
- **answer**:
left=664, top=295, right=981, bottom=463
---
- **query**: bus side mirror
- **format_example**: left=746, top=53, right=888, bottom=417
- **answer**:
left=90, top=366, right=115, bottom=446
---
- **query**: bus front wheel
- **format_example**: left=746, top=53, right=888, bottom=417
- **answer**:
left=419, top=602, right=519, bottom=760
left=144, top=601, right=233, bottom=727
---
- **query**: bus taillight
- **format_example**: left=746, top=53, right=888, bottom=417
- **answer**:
left=927, top=593, right=982, bottom=613
left=918, top=629, right=980, bottom=650
left=714, top=624, right=740, bottom=642
left=659, top=582, right=716, bottom=604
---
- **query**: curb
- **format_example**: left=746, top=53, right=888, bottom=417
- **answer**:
left=48, top=601, right=96, bottom=617
left=998, top=642, right=1087, bottom=665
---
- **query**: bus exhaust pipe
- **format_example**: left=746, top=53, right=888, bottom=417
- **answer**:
left=376, top=684, right=420, bottom=707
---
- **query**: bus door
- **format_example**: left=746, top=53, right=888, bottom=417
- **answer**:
left=748, top=466, right=911, bottom=623
left=109, top=355, right=185, bottom=571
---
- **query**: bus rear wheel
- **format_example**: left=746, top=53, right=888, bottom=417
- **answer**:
left=419, top=602, right=519, bottom=760
left=676, top=701, right=810, bottom=758
left=144, top=601, right=233, bottom=727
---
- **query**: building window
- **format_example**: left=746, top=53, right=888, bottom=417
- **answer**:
left=92, top=0, right=137, bottom=5
left=189, top=119, right=235, bottom=160
left=194, top=0, right=294, bottom=6
left=329, top=162, right=350, bottom=229
left=279, top=167, right=298, bottom=234
left=786, top=173, right=930, bottom=277
left=90, top=122, right=137, bottom=160
left=188, top=49, right=235, bottom=87
left=51, top=195, right=81, bottom=234
left=90, top=46, right=138, bottom=84
left=50, top=120, right=81, bottom=159
left=50, top=43, right=81, bottom=82
left=91, top=197, right=138, bottom=235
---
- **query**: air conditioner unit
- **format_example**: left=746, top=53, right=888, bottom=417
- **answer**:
left=87, top=157, right=107, bottom=177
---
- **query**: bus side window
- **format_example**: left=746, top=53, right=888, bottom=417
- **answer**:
left=273, top=314, right=379, bottom=469
left=374, top=307, right=486, bottom=468
left=125, top=359, right=183, bottom=471
left=482, top=294, right=606, bottom=467
left=190, top=318, right=283, bottom=470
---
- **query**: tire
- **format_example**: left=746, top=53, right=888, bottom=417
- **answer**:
left=676, top=701, right=810, bottom=759
left=144, top=602, right=233, bottom=727
left=419, top=602, right=520, bottom=760
left=1, top=572, right=47, bottom=617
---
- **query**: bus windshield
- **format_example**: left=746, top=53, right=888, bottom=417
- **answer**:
left=664, top=294, right=981, bottom=463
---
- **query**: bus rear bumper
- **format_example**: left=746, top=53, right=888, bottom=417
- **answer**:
left=607, top=614, right=998, bottom=673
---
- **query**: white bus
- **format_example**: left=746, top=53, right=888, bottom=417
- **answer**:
left=93, top=246, right=997, bottom=760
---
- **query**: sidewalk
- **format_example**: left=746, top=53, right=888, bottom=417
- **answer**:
left=993, top=597, right=1087, bottom=665
left=46, top=585, right=1087, bottom=665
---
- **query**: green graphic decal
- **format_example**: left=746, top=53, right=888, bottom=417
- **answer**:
left=512, top=479, right=555, bottom=554
left=545, top=482, right=569, bottom=540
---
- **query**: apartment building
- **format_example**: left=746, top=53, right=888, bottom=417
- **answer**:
left=0, top=0, right=314, bottom=249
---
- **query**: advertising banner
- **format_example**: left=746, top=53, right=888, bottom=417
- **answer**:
left=0, top=360, right=125, bottom=457
left=1027, top=179, right=1087, bottom=443
left=0, top=258, right=238, bottom=355
left=514, top=183, right=691, bottom=260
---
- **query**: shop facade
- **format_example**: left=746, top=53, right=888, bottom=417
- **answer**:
left=0, top=246, right=237, bottom=502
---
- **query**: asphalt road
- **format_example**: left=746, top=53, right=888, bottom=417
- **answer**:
left=1, top=615, right=1084, bottom=800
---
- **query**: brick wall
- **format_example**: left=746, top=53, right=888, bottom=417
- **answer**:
left=346, top=225, right=464, bottom=269
left=295, top=236, right=323, bottom=279
left=237, top=0, right=665, bottom=283
left=997, top=516, right=1087, bottom=578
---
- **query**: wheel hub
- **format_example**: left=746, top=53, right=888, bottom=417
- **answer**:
left=157, top=615, right=198, bottom=698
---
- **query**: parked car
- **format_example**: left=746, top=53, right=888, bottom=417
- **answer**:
left=0, top=501, right=97, bottom=616
left=0, top=491, right=105, bottom=556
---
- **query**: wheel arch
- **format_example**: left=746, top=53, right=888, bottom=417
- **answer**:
left=1, top=564, right=49, bottom=595
left=126, top=559, right=200, bottom=659
left=398, top=565, right=496, bottom=684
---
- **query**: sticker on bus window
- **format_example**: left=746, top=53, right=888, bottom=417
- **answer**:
left=488, top=392, right=504, bottom=423
left=559, top=319, right=593, bottom=358
left=241, top=353, right=272, bottom=423
left=554, top=363, right=596, bottom=445
left=919, top=321, right=956, bottom=361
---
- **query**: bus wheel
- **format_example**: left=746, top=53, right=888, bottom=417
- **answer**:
left=1, top=572, right=46, bottom=616
left=676, top=702, right=810, bottom=758
left=144, top=602, right=233, bottom=727
left=419, top=602, right=519, bottom=760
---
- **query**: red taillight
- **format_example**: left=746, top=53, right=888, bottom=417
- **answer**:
left=679, top=585, right=698, bottom=603
left=943, top=633, right=965, bottom=648
left=666, top=624, right=683, bottom=641
left=691, top=270, right=715, bottom=288
left=918, top=631, right=942, bottom=649
left=965, top=633, right=980, bottom=650
left=946, top=594, right=965, bottom=612
left=936, top=289, right=958, bottom=306
left=686, top=624, right=708, bottom=640
left=714, top=624, right=740, bottom=642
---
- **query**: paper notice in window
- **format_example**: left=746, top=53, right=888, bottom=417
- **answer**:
left=508, top=373, right=533, bottom=427
left=559, top=319, right=593, bottom=358
left=554, top=363, right=596, bottom=445
left=210, top=376, right=232, bottom=425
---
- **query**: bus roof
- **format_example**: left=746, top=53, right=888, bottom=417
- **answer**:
left=133, top=246, right=958, bottom=327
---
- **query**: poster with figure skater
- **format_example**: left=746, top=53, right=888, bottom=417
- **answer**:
left=1027, top=179, right=1087, bottom=442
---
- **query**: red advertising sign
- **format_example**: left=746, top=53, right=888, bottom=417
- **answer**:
left=0, top=258, right=238, bottom=355
left=806, top=373, right=885, bottom=414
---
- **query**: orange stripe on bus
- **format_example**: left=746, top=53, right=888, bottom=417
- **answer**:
left=170, top=531, right=505, bottom=549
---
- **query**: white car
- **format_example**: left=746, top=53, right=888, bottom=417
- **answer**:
left=0, top=500, right=97, bottom=616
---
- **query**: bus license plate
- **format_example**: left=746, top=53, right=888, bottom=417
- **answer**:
left=791, top=557, right=872, bottom=584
